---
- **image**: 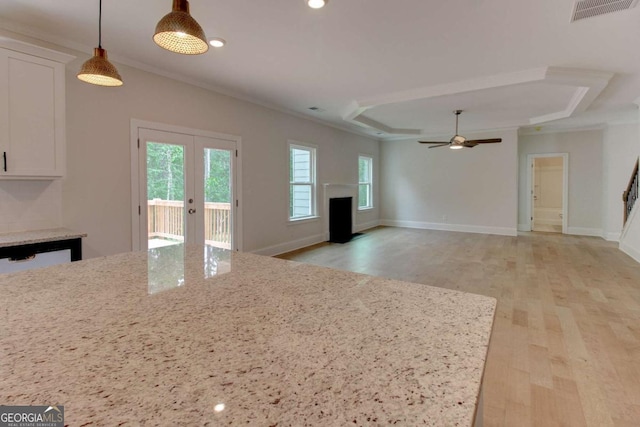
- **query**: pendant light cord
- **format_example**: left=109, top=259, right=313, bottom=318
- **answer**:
left=98, top=0, right=102, bottom=49
left=455, top=112, right=459, bottom=134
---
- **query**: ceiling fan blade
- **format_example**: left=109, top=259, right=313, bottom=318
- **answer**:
left=418, top=140, right=449, bottom=144
left=465, top=138, right=502, bottom=144
left=428, top=143, right=450, bottom=149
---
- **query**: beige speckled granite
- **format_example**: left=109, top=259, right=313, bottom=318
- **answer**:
left=0, top=244, right=496, bottom=426
left=0, top=228, right=87, bottom=248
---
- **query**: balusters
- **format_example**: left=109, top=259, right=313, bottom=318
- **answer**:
left=147, top=199, right=231, bottom=247
left=623, top=159, right=639, bottom=226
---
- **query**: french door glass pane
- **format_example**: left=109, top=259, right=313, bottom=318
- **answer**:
left=146, top=142, right=185, bottom=248
left=204, top=148, right=232, bottom=249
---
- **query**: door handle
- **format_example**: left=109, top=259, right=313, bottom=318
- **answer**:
left=188, top=208, right=196, bottom=214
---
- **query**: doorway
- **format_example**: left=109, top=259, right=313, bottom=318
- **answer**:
left=527, top=153, right=568, bottom=233
left=131, top=121, right=241, bottom=251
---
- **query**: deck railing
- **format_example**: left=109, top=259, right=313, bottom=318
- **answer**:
left=623, top=158, right=639, bottom=226
left=204, top=202, right=232, bottom=248
left=147, top=199, right=231, bottom=249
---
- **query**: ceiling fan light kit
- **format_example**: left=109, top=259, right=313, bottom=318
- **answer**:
left=77, top=0, right=123, bottom=87
left=418, top=110, right=502, bottom=150
left=154, top=0, right=209, bottom=55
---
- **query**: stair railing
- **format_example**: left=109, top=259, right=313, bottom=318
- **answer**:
left=623, top=158, right=639, bottom=225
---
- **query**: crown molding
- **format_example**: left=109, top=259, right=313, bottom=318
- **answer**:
left=0, top=20, right=381, bottom=143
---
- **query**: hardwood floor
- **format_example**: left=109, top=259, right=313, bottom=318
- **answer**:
left=277, top=226, right=640, bottom=427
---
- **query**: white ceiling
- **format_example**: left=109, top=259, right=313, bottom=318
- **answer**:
left=1, top=0, right=639, bottom=140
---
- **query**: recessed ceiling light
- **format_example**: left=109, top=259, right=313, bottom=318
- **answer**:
left=307, top=0, right=327, bottom=9
left=209, top=37, right=226, bottom=48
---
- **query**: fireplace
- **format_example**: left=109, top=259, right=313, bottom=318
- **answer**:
left=329, top=197, right=353, bottom=243
left=323, top=183, right=357, bottom=242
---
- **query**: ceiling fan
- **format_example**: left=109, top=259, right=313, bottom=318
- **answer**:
left=418, top=110, right=502, bottom=149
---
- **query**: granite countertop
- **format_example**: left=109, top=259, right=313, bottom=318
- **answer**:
left=0, top=228, right=87, bottom=248
left=0, top=244, right=496, bottom=426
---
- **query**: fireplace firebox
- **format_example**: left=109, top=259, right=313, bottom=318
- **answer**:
left=329, top=197, right=353, bottom=243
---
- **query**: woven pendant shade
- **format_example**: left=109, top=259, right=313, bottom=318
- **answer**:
left=77, top=48, right=123, bottom=87
left=77, top=0, right=123, bottom=87
left=154, top=0, right=209, bottom=55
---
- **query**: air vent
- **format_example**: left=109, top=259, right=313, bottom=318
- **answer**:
left=571, top=0, right=638, bottom=22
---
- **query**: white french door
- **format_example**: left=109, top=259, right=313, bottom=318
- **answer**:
left=136, top=127, right=237, bottom=251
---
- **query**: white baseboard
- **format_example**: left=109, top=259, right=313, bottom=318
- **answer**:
left=620, top=241, right=640, bottom=264
left=518, top=223, right=531, bottom=232
left=566, top=227, right=604, bottom=237
left=603, top=231, right=621, bottom=242
left=380, top=219, right=517, bottom=237
left=322, top=220, right=382, bottom=241
left=355, top=220, right=380, bottom=233
left=252, top=233, right=325, bottom=257
left=536, top=219, right=563, bottom=226
left=254, top=220, right=381, bottom=257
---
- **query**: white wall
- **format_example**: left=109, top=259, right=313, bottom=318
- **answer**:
left=602, top=123, right=639, bottom=241
left=380, top=129, right=519, bottom=236
left=620, top=204, right=640, bottom=263
left=618, top=107, right=640, bottom=262
left=60, top=57, right=379, bottom=258
left=0, top=180, right=62, bottom=233
left=518, top=130, right=603, bottom=236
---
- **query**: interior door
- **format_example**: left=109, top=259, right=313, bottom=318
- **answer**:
left=531, top=161, right=537, bottom=231
left=531, top=156, right=564, bottom=233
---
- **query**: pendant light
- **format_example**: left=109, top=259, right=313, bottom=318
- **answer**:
left=154, top=0, right=209, bottom=55
left=77, top=0, right=123, bottom=87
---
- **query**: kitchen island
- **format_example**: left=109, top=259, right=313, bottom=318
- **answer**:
left=0, top=244, right=495, bottom=426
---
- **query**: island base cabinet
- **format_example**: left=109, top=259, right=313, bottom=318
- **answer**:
left=0, top=249, right=71, bottom=274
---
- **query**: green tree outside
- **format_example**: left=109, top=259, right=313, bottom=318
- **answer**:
left=147, top=143, right=230, bottom=203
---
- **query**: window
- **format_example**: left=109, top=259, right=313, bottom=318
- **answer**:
left=289, top=142, right=316, bottom=220
left=358, top=156, right=373, bottom=210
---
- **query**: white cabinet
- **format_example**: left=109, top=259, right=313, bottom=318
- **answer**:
left=0, top=39, right=74, bottom=179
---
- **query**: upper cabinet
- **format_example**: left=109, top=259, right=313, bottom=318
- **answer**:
left=0, top=38, right=74, bottom=179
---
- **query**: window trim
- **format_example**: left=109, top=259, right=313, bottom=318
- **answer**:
left=289, top=141, right=317, bottom=221
left=358, top=155, right=373, bottom=211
